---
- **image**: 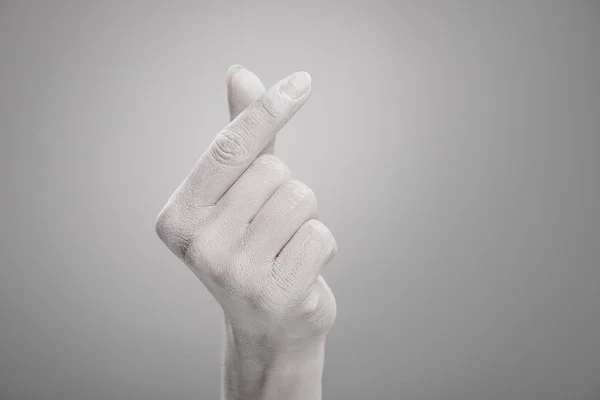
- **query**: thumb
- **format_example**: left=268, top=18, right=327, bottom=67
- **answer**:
left=226, top=65, right=276, bottom=155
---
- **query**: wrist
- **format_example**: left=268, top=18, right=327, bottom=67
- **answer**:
left=222, top=316, right=327, bottom=400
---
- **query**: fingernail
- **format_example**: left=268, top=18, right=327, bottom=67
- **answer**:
left=226, top=64, right=246, bottom=83
left=280, top=71, right=311, bottom=99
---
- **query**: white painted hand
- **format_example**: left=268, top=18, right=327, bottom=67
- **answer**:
left=155, top=66, right=338, bottom=342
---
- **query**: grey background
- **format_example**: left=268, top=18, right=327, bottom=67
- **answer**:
left=1, top=1, right=599, bottom=399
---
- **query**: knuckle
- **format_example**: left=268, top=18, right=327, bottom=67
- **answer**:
left=298, top=278, right=338, bottom=333
left=183, top=227, right=250, bottom=292
left=249, top=269, right=294, bottom=315
left=327, top=236, right=338, bottom=259
left=305, top=219, right=337, bottom=256
left=252, top=154, right=291, bottom=179
left=211, top=128, right=249, bottom=166
left=282, top=180, right=318, bottom=209
left=155, top=204, right=189, bottom=255
left=314, top=291, right=337, bottom=332
left=154, top=207, right=172, bottom=239
left=156, top=199, right=215, bottom=260
left=330, top=235, right=338, bottom=256
left=306, top=219, right=329, bottom=235
left=183, top=223, right=219, bottom=266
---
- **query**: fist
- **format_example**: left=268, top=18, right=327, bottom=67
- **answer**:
left=155, top=67, right=338, bottom=340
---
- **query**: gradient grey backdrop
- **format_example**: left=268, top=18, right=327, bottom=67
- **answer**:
left=1, top=1, right=599, bottom=399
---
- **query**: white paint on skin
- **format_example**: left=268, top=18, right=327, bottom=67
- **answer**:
left=155, top=65, right=337, bottom=400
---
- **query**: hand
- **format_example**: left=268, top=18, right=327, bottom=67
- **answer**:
left=155, top=66, right=338, bottom=344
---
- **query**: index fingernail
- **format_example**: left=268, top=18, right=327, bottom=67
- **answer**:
left=280, top=71, right=311, bottom=99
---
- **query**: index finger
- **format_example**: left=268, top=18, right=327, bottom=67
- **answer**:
left=177, top=71, right=311, bottom=207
